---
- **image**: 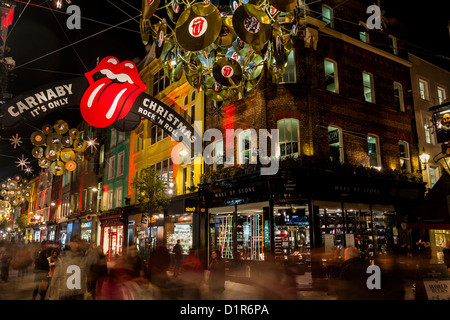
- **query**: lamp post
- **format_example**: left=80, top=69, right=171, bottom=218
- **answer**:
left=419, top=148, right=430, bottom=189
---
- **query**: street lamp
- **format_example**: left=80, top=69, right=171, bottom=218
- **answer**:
left=419, top=148, right=430, bottom=166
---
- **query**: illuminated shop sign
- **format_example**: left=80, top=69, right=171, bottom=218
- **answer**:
left=81, top=221, right=92, bottom=228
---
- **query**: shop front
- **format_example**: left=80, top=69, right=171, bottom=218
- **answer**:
left=80, top=220, right=93, bottom=242
left=201, top=166, right=425, bottom=280
left=99, top=214, right=125, bottom=262
left=47, top=224, right=57, bottom=243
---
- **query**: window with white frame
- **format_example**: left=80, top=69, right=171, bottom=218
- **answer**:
left=322, top=5, right=334, bottom=28
left=115, top=186, right=123, bottom=208
left=135, top=123, right=144, bottom=152
left=324, top=59, right=338, bottom=93
left=281, top=50, right=296, bottom=83
left=150, top=124, right=169, bottom=145
left=423, top=116, right=436, bottom=145
left=118, top=131, right=125, bottom=143
left=152, top=68, right=171, bottom=95
left=190, top=90, right=196, bottom=103
left=389, top=35, right=398, bottom=56
left=368, top=135, right=381, bottom=168
left=212, top=140, right=224, bottom=170
left=278, top=119, right=300, bottom=158
left=107, top=156, right=115, bottom=180
left=430, top=166, right=438, bottom=187
left=328, top=126, right=343, bottom=163
left=363, top=72, right=375, bottom=103
left=359, top=22, right=369, bottom=43
left=418, top=78, right=429, bottom=100
left=398, top=141, right=410, bottom=171
left=238, top=130, right=256, bottom=164
left=110, top=128, right=117, bottom=148
left=393, top=82, right=405, bottom=112
left=117, top=151, right=124, bottom=177
left=437, top=86, right=447, bottom=105
left=104, top=190, right=113, bottom=210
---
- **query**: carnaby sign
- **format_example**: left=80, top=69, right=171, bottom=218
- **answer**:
left=0, top=56, right=197, bottom=145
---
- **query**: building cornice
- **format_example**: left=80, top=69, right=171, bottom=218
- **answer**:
left=304, top=16, right=413, bottom=68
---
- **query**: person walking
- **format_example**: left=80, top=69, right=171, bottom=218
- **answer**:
left=0, top=243, right=12, bottom=282
left=207, top=249, right=225, bottom=296
left=32, top=241, right=50, bottom=300
left=12, top=244, right=33, bottom=280
left=336, top=247, right=369, bottom=300
left=179, top=248, right=205, bottom=300
left=172, top=240, right=183, bottom=278
left=47, top=236, right=92, bottom=300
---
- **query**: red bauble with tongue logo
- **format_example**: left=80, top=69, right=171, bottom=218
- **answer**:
left=80, top=56, right=147, bottom=128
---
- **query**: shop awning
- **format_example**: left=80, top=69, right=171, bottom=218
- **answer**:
left=409, top=170, right=450, bottom=225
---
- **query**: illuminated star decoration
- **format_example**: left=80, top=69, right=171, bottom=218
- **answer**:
left=15, top=155, right=30, bottom=171
left=24, top=166, right=34, bottom=175
left=10, top=134, right=23, bottom=149
left=86, top=137, right=99, bottom=153
left=209, top=103, right=226, bottom=121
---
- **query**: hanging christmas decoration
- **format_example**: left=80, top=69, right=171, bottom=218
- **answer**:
left=15, top=155, right=30, bottom=171
left=9, top=133, right=23, bottom=149
left=30, top=120, right=87, bottom=176
left=139, top=0, right=301, bottom=101
left=0, top=175, right=32, bottom=207
left=0, top=200, right=12, bottom=222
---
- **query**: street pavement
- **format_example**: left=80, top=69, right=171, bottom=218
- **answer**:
left=0, top=267, right=414, bottom=300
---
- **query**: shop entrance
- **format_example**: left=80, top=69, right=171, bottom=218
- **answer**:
left=102, top=225, right=123, bottom=262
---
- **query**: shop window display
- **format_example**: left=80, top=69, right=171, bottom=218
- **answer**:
left=274, top=205, right=310, bottom=267
left=167, top=214, right=193, bottom=254
left=236, top=212, right=264, bottom=261
left=210, top=214, right=234, bottom=259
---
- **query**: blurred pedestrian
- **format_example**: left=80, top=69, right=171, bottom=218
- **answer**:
left=207, top=249, right=225, bottom=296
left=12, top=244, right=33, bottom=280
left=371, top=253, right=405, bottom=300
left=0, top=243, right=12, bottom=282
left=443, top=240, right=450, bottom=272
left=336, top=247, right=369, bottom=300
left=179, top=248, right=204, bottom=299
left=47, top=249, right=61, bottom=278
left=47, top=236, right=92, bottom=300
left=172, top=239, right=183, bottom=278
left=87, top=245, right=108, bottom=300
left=146, top=244, right=178, bottom=299
left=32, top=241, right=50, bottom=300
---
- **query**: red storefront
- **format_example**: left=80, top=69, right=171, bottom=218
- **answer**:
left=100, top=214, right=125, bottom=262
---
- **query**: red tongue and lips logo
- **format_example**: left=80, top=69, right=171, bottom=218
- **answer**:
left=80, top=56, right=147, bottom=128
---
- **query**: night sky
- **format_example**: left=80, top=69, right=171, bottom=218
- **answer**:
left=0, top=0, right=448, bottom=181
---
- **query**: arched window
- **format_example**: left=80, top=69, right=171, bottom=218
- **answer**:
left=398, top=141, right=410, bottom=171
left=328, top=126, right=343, bottom=163
left=278, top=119, right=300, bottom=158
left=324, top=59, right=339, bottom=93
left=368, top=134, right=381, bottom=168
left=359, top=22, right=369, bottom=43
left=190, top=90, right=196, bottom=102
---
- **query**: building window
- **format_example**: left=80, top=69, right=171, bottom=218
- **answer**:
left=362, top=72, right=375, bottom=103
left=424, top=117, right=436, bottom=145
left=324, top=59, right=338, bottom=93
left=328, top=126, right=343, bottom=163
left=389, top=35, right=398, bottom=56
left=150, top=124, right=168, bottom=145
left=393, top=82, right=405, bottom=112
left=437, top=86, right=447, bottom=105
left=183, top=95, right=189, bottom=107
left=107, top=191, right=113, bottom=210
left=117, top=151, right=124, bottom=177
left=418, top=78, right=429, bottom=101
left=398, top=141, right=411, bottom=171
left=278, top=119, right=299, bottom=158
left=190, top=90, right=196, bottom=102
left=368, top=135, right=381, bottom=168
left=430, top=166, right=438, bottom=187
left=107, top=156, right=115, bottom=180
left=238, top=130, right=256, bottom=164
left=322, top=5, right=334, bottom=28
left=135, top=123, right=144, bottom=152
left=281, top=50, right=296, bottom=83
left=359, top=22, right=369, bottom=43
left=110, top=128, right=117, bottom=148
left=190, top=103, right=195, bottom=125
left=118, top=131, right=125, bottom=143
left=115, top=187, right=123, bottom=208
left=212, top=140, right=224, bottom=170
left=152, top=68, right=171, bottom=95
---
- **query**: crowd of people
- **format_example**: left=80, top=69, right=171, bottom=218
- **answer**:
left=0, top=237, right=449, bottom=300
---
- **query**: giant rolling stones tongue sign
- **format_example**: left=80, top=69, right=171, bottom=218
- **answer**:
left=0, top=56, right=198, bottom=145
left=80, top=56, right=147, bottom=128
